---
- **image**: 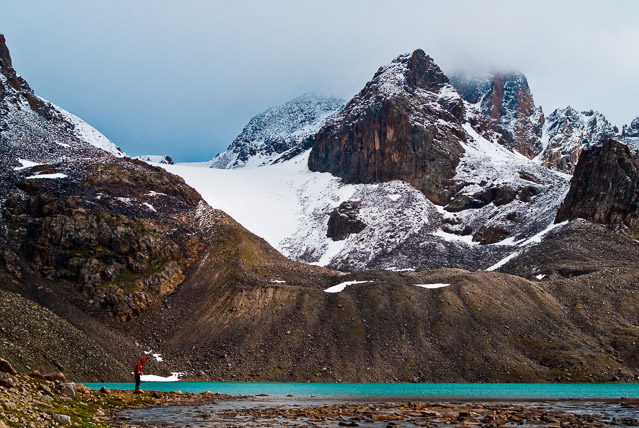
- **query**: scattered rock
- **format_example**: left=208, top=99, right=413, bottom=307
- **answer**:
left=0, top=358, right=16, bottom=375
left=56, top=382, right=77, bottom=399
left=38, top=384, right=54, bottom=396
left=0, top=372, right=17, bottom=388
left=43, top=372, right=66, bottom=383
left=52, top=413, right=72, bottom=425
left=28, top=370, right=45, bottom=380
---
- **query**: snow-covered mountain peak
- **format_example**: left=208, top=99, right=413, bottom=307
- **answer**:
left=207, top=93, right=345, bottom=169
left=451, top=71, right=544, bottom=158
left=622, top=117, right=639, bottom=152
left=537, top=106, right=616, bottom=172
left=0, top=35, right=124, bottom=167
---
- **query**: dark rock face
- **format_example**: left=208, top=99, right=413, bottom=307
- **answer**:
left=326, top=201, right=366, bottom=241
left=452, top=72, right=544, bottom=158
left=309, top=50, right=465, bottom=204
left=3, top=159, right=206, bottom=322
left=556, top=139, right=639, bottom=231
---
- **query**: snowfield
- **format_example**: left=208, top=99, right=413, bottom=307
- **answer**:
left=160, top=143, right=570, bottom=272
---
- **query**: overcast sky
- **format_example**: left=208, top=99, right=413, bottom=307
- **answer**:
left=2, top=1, right=638, bottom=162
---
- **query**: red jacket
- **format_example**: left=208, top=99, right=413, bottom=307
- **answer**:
left=135, top=358, right=146, bottom=374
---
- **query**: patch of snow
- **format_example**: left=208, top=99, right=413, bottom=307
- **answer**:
left=134, top=155, right=173, bottom=165
left=518, top=221, right=568, bottom=246
left=486, top=251, right=522, bottom=272
left=143, top=203, right=156, bottom=212
left=324, top=280, right=372, bottom=293
left=536, top=274, right=546, bottom=280
left=433, top=229, right=477, bottom=246
left=144, top=351, right=164, bottom=362
left=415, top=283, right=450, bottom=289
left=140, top=372, right=182, bottom=382
left=270, top=280, right=286, bottom=284
left=15, top=159, right=41, bottom=170
left=52, top=102, right=125, bottom=157
left=486, top=221, right=569, bottom=271
left=387, top=194, right=401, bottom=202
left=26, top=173, right=67, bottom=179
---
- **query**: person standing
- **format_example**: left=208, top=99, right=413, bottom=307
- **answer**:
left=134, top=357, right=147, bottom=391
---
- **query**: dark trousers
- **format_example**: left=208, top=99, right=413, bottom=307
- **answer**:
left=135, top=372, right=141, bottom=390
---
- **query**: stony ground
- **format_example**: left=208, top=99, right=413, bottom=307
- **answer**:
left=110, top=399, right=639, bottom=427
left=0, top=359, right=231, bottom=428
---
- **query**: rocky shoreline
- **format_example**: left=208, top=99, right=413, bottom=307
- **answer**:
left=0, top=357, right=232, bottom=427
left=4, top=356, right=639, bottom=427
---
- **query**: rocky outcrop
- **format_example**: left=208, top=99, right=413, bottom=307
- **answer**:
left=452, top=72, right=544, bottom=158
left=556, top=139, right=639, bottom=231
left=3, top=158, right=206, bottom=322
left=309, top=50, right=466, bottom=204
left=326, top=201, right=366, bottom=241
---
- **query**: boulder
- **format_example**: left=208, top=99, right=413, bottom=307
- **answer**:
left=43, top=372, right=66, bottom=383
left=52, top=414, right=72, bottom=425
left=38, top=384, right=54, bottom=396
left=0, top=371, right=17, bottom=388
left=0, top=358, right=16, bottom=375
left=28, top=369, right=45, bottom=379
left=56, top=382, right=77, bottom=399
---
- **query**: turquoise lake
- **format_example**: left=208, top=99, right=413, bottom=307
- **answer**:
left=83, top=382, right=639, bottom=399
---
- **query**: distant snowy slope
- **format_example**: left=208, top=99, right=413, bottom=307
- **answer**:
left=164, top=143, right=568, bottom=272
left=208, top=93, right=344, bottom=169
left=133, top=155, right=174, bottom=164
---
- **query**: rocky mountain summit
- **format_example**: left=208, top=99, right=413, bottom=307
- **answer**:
left=451, top=72, right=544, bottom=158
left=622, top=117, right=639, bottom=150
left=209, top=93, right=344, bottom=168
left=538, top=107, right=617, bottom=172
left=296, top=50, right=568, bottom=270
left=309, top=50, right=468, bottom=205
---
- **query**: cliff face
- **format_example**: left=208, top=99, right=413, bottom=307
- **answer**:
left=556, top=139, right=639, bottom=230
left=308, top=50, right=466, bottom=204
left=452, top=72, right=544, bottom=158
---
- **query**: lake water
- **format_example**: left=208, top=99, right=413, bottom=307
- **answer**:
left=83, top=381, right=639, bottom=399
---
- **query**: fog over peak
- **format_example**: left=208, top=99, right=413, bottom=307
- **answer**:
left=1, top=0, right=637, bottom=162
